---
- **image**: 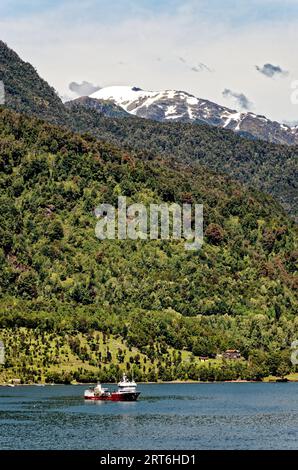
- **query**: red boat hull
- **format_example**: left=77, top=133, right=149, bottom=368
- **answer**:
left=85, top=392, right=140, bottom=402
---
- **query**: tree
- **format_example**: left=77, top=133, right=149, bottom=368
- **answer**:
left=205, top=223, right=224, bottom=245
left=47, top=220, right=64, bottom=241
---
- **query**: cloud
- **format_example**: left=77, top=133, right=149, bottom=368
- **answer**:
left=222, top=88, right=252, bottom=110
left=1, top=0, right=298, bottom=121
left=179, top=56, right=212, bottom=73
left=191, top=63, right=212, bottom=73
left=68, top=81, right=101, bottom=96
left=255, top=63, right=289, bottom=78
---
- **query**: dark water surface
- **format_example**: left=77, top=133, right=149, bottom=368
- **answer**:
left=0, top=383, right=297, bottom=449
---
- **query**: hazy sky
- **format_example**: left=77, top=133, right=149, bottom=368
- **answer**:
left=1, top=0, right=298, bottom=122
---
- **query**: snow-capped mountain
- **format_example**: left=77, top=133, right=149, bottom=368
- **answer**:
left=90, top=85, right=298, bottom=145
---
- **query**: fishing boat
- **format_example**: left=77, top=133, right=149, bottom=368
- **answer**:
left=84, top=374, right=140, bottom=401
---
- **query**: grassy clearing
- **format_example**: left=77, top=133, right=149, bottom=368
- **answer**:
left=0, top=327, right=203, bottom=383
left=1, top=328, right=295, bottom=384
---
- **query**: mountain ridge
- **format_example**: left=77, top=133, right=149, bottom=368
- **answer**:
left=64, top=106, right=298, bottom=219
left=90, top=85, right=298, bottom=146
left=0, top=40, right=297, bottom=218
left=65, top=95, right=130, bottom=119
left=0, top=40, right=69, bottom=125
left=0, top=105, right=297, bottom=318
left=0, top=42, right=297, bottom=383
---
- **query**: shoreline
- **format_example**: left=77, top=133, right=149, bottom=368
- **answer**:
left=1, top=378, right=297, bottom=386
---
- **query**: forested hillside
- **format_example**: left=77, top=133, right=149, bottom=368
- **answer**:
left=0, top=108, right=297, bottom=382
left=0, top=41, right=69, bottom=125
left=1, top=40, right=297, bottom=217
left=68, top=104, right=298, bottom=219
left=0, top=107, right=296, bottom=315
left=0, top=40, right=298, bottom=383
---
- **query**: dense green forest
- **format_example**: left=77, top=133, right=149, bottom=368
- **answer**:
left=0, top=40, right=297, bottom=383
left=0, top=107, right=297, bottom=382
left=1, top=40, right=297, bottom=218
left=67, top=104, right=298, bottom=219
left=0, top=108, right=296, bottom=314
left=1, top=314, right=297, bottom=384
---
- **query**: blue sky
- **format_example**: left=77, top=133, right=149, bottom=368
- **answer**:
left=1, top=0, right=298, bottom=23
left=1, top=0, right=298, bottom=121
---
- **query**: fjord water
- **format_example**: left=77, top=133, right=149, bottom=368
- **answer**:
left=0, top=383, right=297, bottom=450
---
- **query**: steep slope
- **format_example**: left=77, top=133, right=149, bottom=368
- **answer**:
left=2, top=35, right=297, bottom=147
left=67, top=109, right=298, bottom=219
left=91, top=85, right=298, bottom=146
left=65, top=96, right=130, bottom=119
left=0, top=41, right=297, bottom=218
left=0, top=40, right=69, bottom=125
left=0, top=107, right=297, bottom=320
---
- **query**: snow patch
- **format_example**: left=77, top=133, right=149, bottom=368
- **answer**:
left=165, top=90, right=176, bottom=99
left=90, top=86, right=155, bottom=111
left=187, top=96, right=199, bottom=105
left=165, top=105, right=177, bottom=116
left=222, top=112, right=243, bottom=130
left=165, top=113, right=185, bottom=120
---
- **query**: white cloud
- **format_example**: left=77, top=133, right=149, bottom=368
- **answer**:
left=0, top=0, right=298, bottom=121
left=69, top=81, right=101, bottom=96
